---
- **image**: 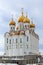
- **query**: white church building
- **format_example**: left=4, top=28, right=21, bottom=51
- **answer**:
left=4, top=9, right=39, bottom=56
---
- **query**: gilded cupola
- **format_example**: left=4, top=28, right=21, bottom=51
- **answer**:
left=18, top=8, right=25, bottom=23
left=30, top=19, right=35, bottom=28
left=23, top=12, right=30, bottom=23
left=9, top=17, right=16, bottom=25
left=30, top=23, right=35, bottom=28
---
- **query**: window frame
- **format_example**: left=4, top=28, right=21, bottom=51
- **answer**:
left=27, top=36, right=29, bottom=42
left=10, top=39, right=11, bottom=44
left=20, top=38, right=22, bottom=43
left=16, top=38, right=17, bottom=43
left=7, top=38, right=8, bottom=43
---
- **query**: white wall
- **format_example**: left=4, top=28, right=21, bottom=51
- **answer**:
left=29, top=33, right=39, bottom=54
left=4, top=31, right=39, bottom=56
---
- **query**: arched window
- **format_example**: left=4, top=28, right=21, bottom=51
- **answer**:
left=16, top=39, right=17, bottom=43
left=27, top=36, right=28, bottom=42
left=11, top=27, right=12, bottom=29
left=7, top=38, right=8, bottom=43
left=20, top=38, right=22, bottom=43
left=10, top=39, right=11, bottom=44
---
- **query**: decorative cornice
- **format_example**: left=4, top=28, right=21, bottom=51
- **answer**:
left=4, top=30, right=39, bottom=40
left=4, top=31, right=25, bottom=37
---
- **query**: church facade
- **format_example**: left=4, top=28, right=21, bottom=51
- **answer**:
left=4, top=9, right=39, bottom=56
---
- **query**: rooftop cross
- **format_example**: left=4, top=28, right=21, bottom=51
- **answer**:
left=21, top=8, right=24, bottom=16
left=26, top=12, right=28, bottom=18
left=12, top=14, right=14, bottom=21
left=31, top=18, right=33, bottom=24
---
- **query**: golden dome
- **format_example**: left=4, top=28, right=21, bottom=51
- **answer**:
left=23, top=15, right=30, bottom=23
left=30, top=23, right=35, bottom=28
left=9, top=18, right=16, bottom=25
left=18, top=8, right=25, bottom=22
left=18, top=15, right=25, bottom=22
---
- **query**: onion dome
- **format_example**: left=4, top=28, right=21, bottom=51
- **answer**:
left=23, top=14, right=30, bottom=23
left=30, top=23, right=35, bottom=28
left=9, top=18, right=16, bottom=25
left=30, top=18, right=35, bottom=28
left=18, top=8, right=25, bottom=23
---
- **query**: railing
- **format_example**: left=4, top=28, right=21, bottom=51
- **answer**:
left=0, top=55, right=43, bottom=64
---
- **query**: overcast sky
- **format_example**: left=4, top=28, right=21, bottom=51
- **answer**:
left=0, top=0, right=43, bottom=55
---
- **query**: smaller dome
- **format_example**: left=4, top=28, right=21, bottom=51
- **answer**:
left=9, top=18, right=16, bottom=25
left=23, top=16, right=30, bottom=23
left=30, top=23, right=35, bottom=28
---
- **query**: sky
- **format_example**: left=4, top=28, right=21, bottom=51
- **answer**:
left=0, top=0, right=43, bottom=55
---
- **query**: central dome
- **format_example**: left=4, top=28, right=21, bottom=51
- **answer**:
left=18, top=8, right=25, bottom=23
left=18, top=15, right=25, bottom=22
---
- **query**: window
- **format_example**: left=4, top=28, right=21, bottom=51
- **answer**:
left=11, top=27, right=12, bottom=29
left=7, top=38, right=8, bottom=43
left=16, top=39, right=17, bottom=43
left=10, top=39, right=11, bottom=44
left=20, top=38, right=22, bottom=43
left=27, top=36, right=28, bottom=42
left=24, top=52, right=26, bottom=54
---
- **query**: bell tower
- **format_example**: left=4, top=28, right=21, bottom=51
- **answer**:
left=9, top=17, right=16, bottom=32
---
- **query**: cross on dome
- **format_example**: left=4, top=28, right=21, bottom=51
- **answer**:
left=18, top=8, right=25, bottom=22
left=21, top=8, right=24, bottom=16
left=23, top=12, right=30, bottom=23
left=9, top=15, right=16, bottom=25
left=30, top=18, right=35, bottom=28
